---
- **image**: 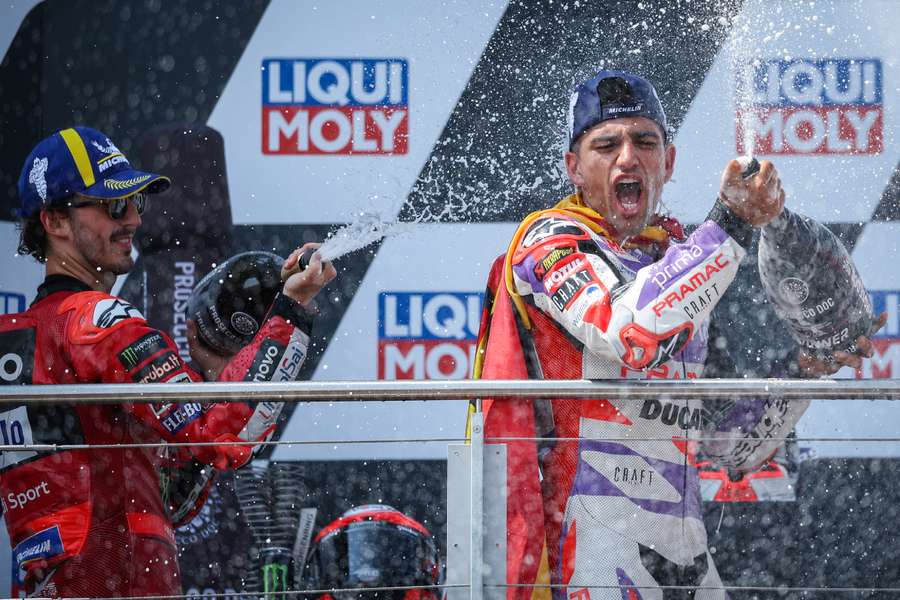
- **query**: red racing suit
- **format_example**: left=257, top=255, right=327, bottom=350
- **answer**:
left=474, top=195, right=809, bottom=600
left=0, top=274, right=313, bottom=597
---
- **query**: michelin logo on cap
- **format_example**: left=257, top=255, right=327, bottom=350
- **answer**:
left=28, top=157, right=48, bottom=201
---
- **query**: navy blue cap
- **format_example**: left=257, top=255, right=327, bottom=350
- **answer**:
left=17, top=126, right=171, bottom=218
left=567, top=70, right=668, bottom=149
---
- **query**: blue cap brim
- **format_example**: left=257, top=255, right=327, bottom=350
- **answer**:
left=77, top=169, right=172, bottom=200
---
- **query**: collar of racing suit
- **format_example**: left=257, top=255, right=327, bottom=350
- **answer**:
left=32, top=274, right=92, bottom=306
left=502, top=192, right=685, bottom=330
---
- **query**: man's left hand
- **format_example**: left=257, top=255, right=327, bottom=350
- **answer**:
left=797, top=311, right=887, bottom=377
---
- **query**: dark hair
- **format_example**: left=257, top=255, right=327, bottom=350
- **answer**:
left=17, top=212, right=49, bottom=263
left=16, top=204, right=73, bottom=263
left=17, top=195, right=76, bottom=263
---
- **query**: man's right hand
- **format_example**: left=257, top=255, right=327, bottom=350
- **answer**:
left=796, top=311, right=888, bottom=377
left=719, top=158, right=785, bottom=227
left=281, top=242, right=337, bottom=307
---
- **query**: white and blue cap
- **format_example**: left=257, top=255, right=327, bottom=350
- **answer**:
left=16, top=126, right=171, bottom=217
left=567, top=70, right=668, bottom=149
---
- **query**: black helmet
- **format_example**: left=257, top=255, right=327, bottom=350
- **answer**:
left=302, top=504, right=443, bottom=600
left=188, top=251, right=284, bottom=355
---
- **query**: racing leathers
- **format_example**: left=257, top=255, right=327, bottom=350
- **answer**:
left=474, top=194, right=809, bottom=600
left=0, top=274, right=313, bottom=598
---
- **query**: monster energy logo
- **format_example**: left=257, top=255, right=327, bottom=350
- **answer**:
left=262, top=561, right=291, bottom=599
left=117, top=331, right=166, bottom=371
left=120, top=347, right=139, bottom=369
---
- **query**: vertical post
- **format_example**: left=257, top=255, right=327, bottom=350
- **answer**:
left=469, top=410, right=484, bottom=600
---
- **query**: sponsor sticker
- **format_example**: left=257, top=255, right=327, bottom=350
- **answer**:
left=159, top=403, right=204, bottom=435
left=93, top=298, right=144, bottom=328
left=0, top=406, right=37, bottom=470
left=274, top=329, right=309, bottom=382
left=737, top=58, right=883, bottom=155
left=12, top=525, right=65, bottom=585
left=262, top=58, right=409, bottom=155
left=28, top=157, right=49, bottom=201
left=133, top=352, right=183, bottom=384
left=550, top=270, right=593, bottom=311
left=533, top=246, right=575, bottom=279
left=521, top=219, right=585, bottom=248
left=778, top=277, right=810, bottom=305
left=543, top=256, right=587, bottom=293
left=638, top=399, right=703, bottom=430
left=292, top=507, right=318, bottom=568
left=91, top=137, right=129, bottom=173
left=0, top=329, right=35, bottom=386
left=0, top=290, right=26, bottom=315
left=244, top=339, right=288, bottom=382
left=172, top=262, right=196, bottom=361
left=118, top=331, right=168, bottom=371
left=240, top=401, right=284, bottom=443
left=856, top=291, right=900, bottom=379
left=231, top=311, right=259, bottom=336
left=2, top=481, right=51, bottom=513
left=378, top=292, right=483, bottom=380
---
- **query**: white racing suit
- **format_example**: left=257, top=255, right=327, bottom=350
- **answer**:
left=475, top=194, right=808, bottom=600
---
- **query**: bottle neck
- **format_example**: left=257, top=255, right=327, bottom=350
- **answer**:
left=764, top=207, right=792, bottom=232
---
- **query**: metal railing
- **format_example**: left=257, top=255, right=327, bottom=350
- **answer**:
left=2, top=378, right=900, bottom=405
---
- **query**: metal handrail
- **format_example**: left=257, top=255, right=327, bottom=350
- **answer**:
left=1, top=378, right=899, bottom=405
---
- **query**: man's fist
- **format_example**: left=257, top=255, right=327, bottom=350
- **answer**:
left=719, top=157, right=785, bottom=227
left=281, top=242, right=337, bottom=307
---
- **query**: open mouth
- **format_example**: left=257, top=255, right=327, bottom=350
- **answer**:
left=615, top=180, right=643, bottom=209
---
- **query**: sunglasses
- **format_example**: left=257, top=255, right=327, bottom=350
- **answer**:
left=69, top=192, right=148, bottom=220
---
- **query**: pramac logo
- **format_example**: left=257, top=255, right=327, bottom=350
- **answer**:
left=262, top=58, right=409, bottom=155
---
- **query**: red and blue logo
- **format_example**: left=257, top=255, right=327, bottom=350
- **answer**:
left=856, top=290, right=899, bottom=379
left=737, top=58, right=883, bottom=155
left=0, top=290, right=26, bottom=315
left=378, top=292, right=483, bottom=380
left=262, top=58, right=409, bottom=155
left=12, top=525, right=65, bottom=585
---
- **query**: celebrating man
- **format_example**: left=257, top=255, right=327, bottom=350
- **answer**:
left=473, top=71, right=881, bottom=599
left=0, top=126, right=335, bottom=597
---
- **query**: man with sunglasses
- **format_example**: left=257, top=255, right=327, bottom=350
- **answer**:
left=0, top=126, right=336, bottom=597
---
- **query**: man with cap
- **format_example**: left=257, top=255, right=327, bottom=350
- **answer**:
left=0, top=126, right=335, bottom=597
left=472, top=71, right=878, bottom=599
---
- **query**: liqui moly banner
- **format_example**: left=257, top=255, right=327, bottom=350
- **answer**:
left=262, top=58, right=409, bottom=155
left=856, top=290, right=900, bottom=379
left=737, top=58, right=883, bottom=155
left=378, top=292, right=482, bottom=380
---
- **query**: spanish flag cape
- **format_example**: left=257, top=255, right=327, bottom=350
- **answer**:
left=470, top=193, right=682, bottom=600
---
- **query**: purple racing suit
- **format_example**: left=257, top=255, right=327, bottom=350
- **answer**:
left=475, top=194, right=809, bottom=600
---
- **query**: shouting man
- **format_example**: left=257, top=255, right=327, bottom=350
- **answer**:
left=473, top=71, right=881, bottom=599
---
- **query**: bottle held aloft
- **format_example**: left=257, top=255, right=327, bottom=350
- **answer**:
left=758, top=207, right=873, bottom=359
left=189, top=251, right=285, bottom=355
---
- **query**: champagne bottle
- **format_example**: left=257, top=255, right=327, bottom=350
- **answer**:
left=757, top=208, right=873, bottom=359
